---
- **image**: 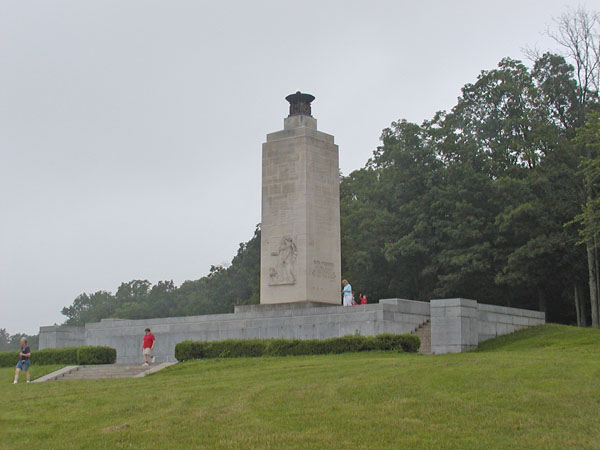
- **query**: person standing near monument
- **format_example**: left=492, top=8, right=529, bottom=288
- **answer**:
left=13, top=337, right=31, bottom=384
left=342, top=280, right=353, bottom=306
left=142, top=328, right=156, bottom=366
left=359, top=294, right=367, bottom=305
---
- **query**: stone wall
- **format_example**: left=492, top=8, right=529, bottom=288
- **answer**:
left=430, top=298, right=546, bottom=354
left=87, top=301, right=432, bottom=363
left=430, top=298, right=479, bottom=354
left=39, top=325, right=85, bottom=349
left=378, top=298, right=430, bottom=334
left=477, top=303, right=545, bottom=343
left=39, top=298, right=544, bottom=362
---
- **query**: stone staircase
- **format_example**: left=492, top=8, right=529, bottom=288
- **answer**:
left=35, top=362, right=175, bottom=382
left=411, top=320, right=431, bottom=354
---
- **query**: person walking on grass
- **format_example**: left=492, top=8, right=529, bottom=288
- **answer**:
left=142, top=328, right=156, bottom=366
left=13, top=337, right=31, bottom=384
left=342, top=279, right=353, bottom=307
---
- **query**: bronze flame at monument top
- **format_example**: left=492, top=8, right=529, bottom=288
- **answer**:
left=285, top=91, right=315, bottom=117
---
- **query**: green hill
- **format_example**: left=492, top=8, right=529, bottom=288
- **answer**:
left=2, top=324, right=599, bottom=449
left=477, top=323, right=600, bottom=351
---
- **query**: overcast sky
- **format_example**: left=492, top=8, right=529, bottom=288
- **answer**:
left=1, top=0, right=593, bottom=334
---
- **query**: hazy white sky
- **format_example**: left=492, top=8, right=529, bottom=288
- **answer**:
left=1, top=0, right=593, bottom=334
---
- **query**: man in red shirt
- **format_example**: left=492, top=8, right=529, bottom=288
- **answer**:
left=142, top=328, right=156, bottom=366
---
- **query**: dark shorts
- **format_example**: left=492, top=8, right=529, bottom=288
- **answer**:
left=16, top=360, right=30, bottom=371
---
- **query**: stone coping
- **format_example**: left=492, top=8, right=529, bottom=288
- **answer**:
left=379, top=298, right=430, bottom=314
left=234, top=301, right=337, bottom=313
left=477, top=303, right=545, bottom=319
left=430, top=298, right=545, bottom=320
left=39, top=326, right=85, bottom=332
left=266, top=126, right=335, bottom=144
left=86, top=301, right=432, bottom=330
left=88, top=304, right=383, bottom=329
left=430, top=298, right=478, bottom=308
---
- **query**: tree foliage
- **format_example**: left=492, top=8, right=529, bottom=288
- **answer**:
left=340, top=54, right=592, bottom=324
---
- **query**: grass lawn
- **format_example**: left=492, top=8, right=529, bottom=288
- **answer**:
left=1, top=324, right=599, bottom=449
left=2, top=364, right=66, bottom=383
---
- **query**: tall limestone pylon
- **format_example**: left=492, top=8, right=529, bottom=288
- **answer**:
left=260, top=92, right=341, bottom=305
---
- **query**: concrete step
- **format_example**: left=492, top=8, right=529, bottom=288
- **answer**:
left=411, top=320, right=431, bottom=355
left=35, top=362, right=176, bottom=382
left=70, top=367, right=147, bottom=373
left=58, top=374, right=142, bottom=379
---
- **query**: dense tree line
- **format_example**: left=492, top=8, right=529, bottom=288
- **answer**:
left=338, top=8, right=600, bottom=326
left=341, top=54, right=596, bottom=324
left=61, top=9, right=600, bottom=328
left=61, top=226, right=260, bottom=326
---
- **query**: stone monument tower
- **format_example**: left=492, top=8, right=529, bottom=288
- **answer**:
left=260, top=92, right=341, bottom=305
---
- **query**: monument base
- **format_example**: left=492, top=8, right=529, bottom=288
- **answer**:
left=39, top=298, right=545, bottom=363
left=234, top=301, right=336, bottom=313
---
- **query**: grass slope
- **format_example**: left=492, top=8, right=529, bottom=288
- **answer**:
left=1, top=324, right=599, bottom=449
left=4, top=365, right=66, bottom=383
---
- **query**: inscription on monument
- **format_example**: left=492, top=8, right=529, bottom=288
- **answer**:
left=311, top=260, right=335, bottom=279
left=269, top=237, right=297, bottom=285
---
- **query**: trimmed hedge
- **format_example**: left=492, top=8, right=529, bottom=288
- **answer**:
left=0, top=346, right=116, bottom=367
left=175, top=333, right=420, bottom=361
left=77, top=346, right=116, bottom=365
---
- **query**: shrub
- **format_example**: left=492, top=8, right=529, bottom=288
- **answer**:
left=77, top=346, right=116, bottom=365
left=175, top=341, right=204, bottom=362
left=265, top=339, right=304, bottom=356
left=0, top=351, right=19, bottom=367
left=201, top=339, right=269, bottom=358
left=399, top=335, right=421, bottom=353
left=374, top=333, right=421, bottom=352
left=0, top=346, right=117, bottom=367
left=33, top=347, right=79, bottom=365
left=175, top=333, right=420, bottom=361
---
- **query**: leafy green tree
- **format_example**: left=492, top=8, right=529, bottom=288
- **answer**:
left=545, top=6, right=600, bottom=327
left=570, top=111, right=600, bottom=325
left=0, top=328, right=11, bottom=351
left=62, top=290, right=116, bottom=326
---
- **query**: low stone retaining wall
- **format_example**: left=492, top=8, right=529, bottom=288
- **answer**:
left=39, top=298, right=544, bottom=362
left=38, top=325, right=85, bottom=349
left=478, top=303, right=545, bottom=342
left=429, top=298, right=546, bottom=354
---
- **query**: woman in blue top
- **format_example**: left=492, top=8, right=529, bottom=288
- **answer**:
left=13, top=337, right=31, bottom=384
left=342, top=279, right=353, bottom=306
